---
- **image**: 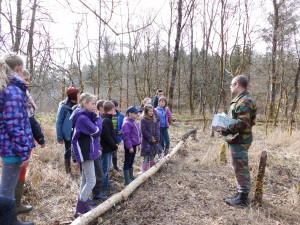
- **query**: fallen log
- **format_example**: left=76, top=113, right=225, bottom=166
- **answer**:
left=71, top=129, right=197, bottom=225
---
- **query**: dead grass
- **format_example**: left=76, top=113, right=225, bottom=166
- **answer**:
left=1, top=115, right=300, bottom=225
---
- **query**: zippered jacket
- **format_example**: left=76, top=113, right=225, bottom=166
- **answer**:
left=71, top=110, right=102, bottom=163
left=0, top=76, right=35, bottom=161
left=122, top=117, right=141, bottom=150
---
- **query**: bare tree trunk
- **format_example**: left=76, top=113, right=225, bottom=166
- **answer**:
left=26, top=0, right=37, bottom=76
left=13, top=0, right=22, bottom=52
left=189, top=7, right=195, bottom=115
left=274, top=42, right=285, bottom=126
left=168, top=0, right=183, bottom=111
left=126, top=54, right=130, bottom=108
left=165, top=0, right=174, bottom=97
left=289, top=59, right=300, bottom=135
left=268, top=0, right=280, bottom=119
left=96, top=0, right=102, bottom=98
left=0, top=0, right=3, bottom=41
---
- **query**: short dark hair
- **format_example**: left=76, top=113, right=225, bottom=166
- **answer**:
left=103, top=101, right=115, bottom=112
left=96, top=100, right=105, bottom=110
left=156, top=89, right=163, bottom=95
left=111, top=99, right=118, bottom=107
left=235, top=75, right=248, bottom=88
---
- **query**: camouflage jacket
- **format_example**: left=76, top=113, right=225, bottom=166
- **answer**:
left=222, top=91, right=257, bottom=144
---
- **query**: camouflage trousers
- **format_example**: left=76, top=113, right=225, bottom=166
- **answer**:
left=228, top=143, right=251, bottom=193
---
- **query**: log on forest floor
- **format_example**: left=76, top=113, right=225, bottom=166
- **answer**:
left=71, top=129, right=197, bottom=225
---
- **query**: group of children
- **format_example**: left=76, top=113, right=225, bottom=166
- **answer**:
left=69, top=92, right=172, bottom=218
left=0, top=52, right=173, bottom=224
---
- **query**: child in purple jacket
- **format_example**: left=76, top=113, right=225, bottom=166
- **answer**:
left=122, top=106, right=141, bottom=185
left=140, top=106, right=161, bottom=173
left=71, top=93, right=102, bottom=218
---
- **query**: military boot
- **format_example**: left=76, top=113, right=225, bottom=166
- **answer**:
left=225, top=192, right=249, bottom=207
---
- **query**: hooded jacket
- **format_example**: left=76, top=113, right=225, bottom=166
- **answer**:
left=0, top=76, right=35, bottom=161
left=71, top=110, right=102, bottom=163
left=122, top=117, right=141, bottom=150
left=56, top=98, right=76, bottom=141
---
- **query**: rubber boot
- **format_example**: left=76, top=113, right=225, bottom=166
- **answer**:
left=149, top=161, right=155, bottom=168
left=112, top=156, right=122, bottom=171
left=225, top=192, right=249, bottom=207
left=15, top=180, right=33, bottom=214
left=123, top=170, right=131, bottom=185
left=74, top=198, right=91, bottom=218
left=64, top=159, right=71, bottom=174
left=164, top=148, right=169, bottom=156
left=137, top=163, right=149, bottom=176
left=93, top=192, right=108, bottom=201
left=11, top=206, right=34, bottom=225
left=129, top=168, right=136, bottom=182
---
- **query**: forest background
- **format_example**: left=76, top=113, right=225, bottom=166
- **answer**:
left=0, top=0, right=300, bottom=128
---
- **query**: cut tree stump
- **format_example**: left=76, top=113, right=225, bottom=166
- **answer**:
left=71, top=129, right=197, bottom=225
left=253, top=151, right=268, bottom=206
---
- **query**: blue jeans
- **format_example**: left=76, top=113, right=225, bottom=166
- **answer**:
left=0, top=195, right=14, bottom=225
left=123, top=145, right=137, bottom=170
left=160, top=127, right=170, bottom=150
left=93, top=156, right=104, bottom=195
left=0, top=161, right=22, bottom=198
left=101, top=152, right=112, bottom=188
left=64, top=139, right=72, bottom=160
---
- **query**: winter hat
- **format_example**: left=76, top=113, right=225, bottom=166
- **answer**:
left=66, top=87, right=80, bottom=101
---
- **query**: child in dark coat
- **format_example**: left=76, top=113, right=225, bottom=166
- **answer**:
left=140, top=106, right=161, bottom=173
left=100, top=101, right=118, bottom=194
left=122, top=106, right=141, bottom=185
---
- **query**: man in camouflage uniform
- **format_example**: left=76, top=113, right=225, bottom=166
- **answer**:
left=220, top=75, right=257, bottom=207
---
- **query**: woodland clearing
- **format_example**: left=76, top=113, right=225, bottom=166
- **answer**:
left=3, top=115, right=300, bottom=225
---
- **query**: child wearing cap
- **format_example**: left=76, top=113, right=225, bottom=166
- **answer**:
left=56, top=86, right=80, bottom=174
left=121, top=106, right=141, bottom=185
